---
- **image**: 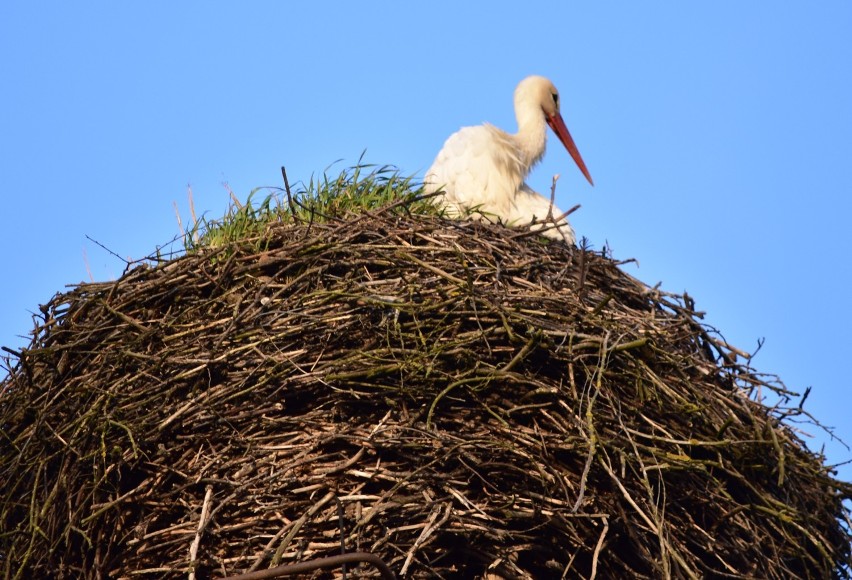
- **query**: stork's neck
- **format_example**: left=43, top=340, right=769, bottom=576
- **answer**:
left=514, top=105, right=548, bottom=171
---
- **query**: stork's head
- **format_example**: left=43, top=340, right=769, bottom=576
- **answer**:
left=515, top=75, right=594, bottom=186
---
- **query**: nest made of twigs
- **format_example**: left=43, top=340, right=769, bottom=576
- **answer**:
left=1, top=206, right=850, bottom=579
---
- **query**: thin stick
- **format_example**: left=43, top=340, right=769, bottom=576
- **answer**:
left=281, top=166, right=298, bottom=221
left=589, top=516, right=609, bottom=580
left=85, top=235, right=128, bottom=264
left=546, top=173, right=560, bottom=221
left=188, top=485, right=214, bottom=580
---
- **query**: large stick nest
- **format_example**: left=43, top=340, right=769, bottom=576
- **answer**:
left=1, top=206, right=850, bottom=579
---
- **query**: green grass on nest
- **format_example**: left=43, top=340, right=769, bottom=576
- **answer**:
left=182, top=160, right=437, bottom=254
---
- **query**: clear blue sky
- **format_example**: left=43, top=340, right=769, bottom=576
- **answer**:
left=2, top=2, right=850, bottom=480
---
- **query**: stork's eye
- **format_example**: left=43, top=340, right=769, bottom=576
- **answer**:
left=551, top=92, right=559, bottom=109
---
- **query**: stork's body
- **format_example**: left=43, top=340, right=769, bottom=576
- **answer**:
left=424, top=76, right=593, bottom=244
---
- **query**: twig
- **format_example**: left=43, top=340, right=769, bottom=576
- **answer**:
left=188, top=485, right=214, bottom=580
left=546, top=173, right=560, bottom=221
left=589, top=516, right=609, bottom=580
left=401, top=502, right=452, bottom=575
left=281, top=166, right=298, bottom=222
left=85, top=235, right=129, bottom=264
left=221, top=552, right=397, bottom=580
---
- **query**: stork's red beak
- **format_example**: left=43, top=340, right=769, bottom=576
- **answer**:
left=547, top=113, right=594, bottom=186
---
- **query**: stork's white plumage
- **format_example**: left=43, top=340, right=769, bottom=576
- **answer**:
left=424, top=75, right=593, bottom=244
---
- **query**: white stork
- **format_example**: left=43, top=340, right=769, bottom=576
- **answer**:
left=424, top=75, right=593, bottom=244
